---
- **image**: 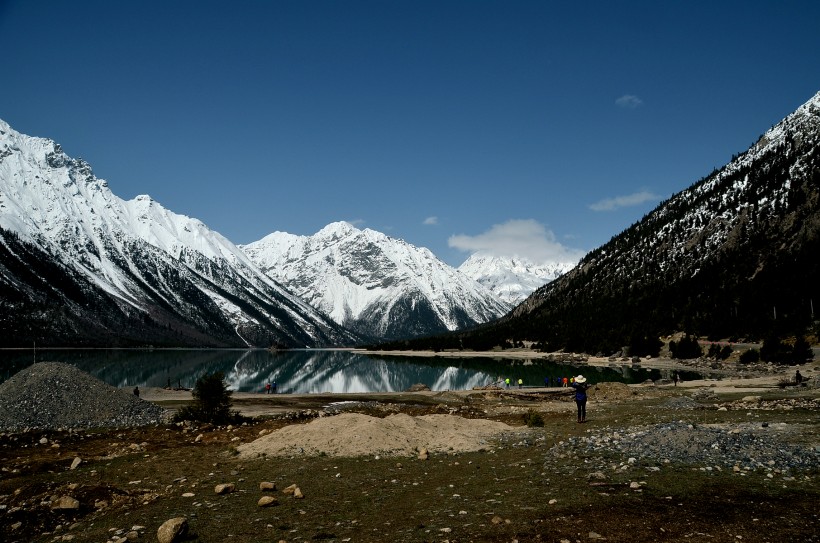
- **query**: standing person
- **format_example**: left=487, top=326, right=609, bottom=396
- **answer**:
left=133, top=386, right=139, bottom=398
left=265, top=382, right=272, bottom=394
left=505, top=377, right=510, bottom=389
left=518, top=378, right=523, bottom=389
left=673, top=372, right=679, bottom=386
left=562, top=376, right=568, bottom=388
left=570, top=375, right=590, bottom=423
left=795, top=370, right=803, bottom=385
left=272, top=381, right=277, bottom=394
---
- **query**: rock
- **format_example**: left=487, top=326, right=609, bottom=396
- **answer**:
left=742, top=396, right=762, bottom=403
left=282, top=483, right=297, bottom=495
left=51, top=496, right=80, bottom=510
left=214, top=483, right=235, bottom=495
left=259, top=481, right=276, bottom=491
left=418, top=447, right=429, bottom=461
left=70, top=457, right=82, bottom=470
left=587, top=471, right=607, bottom=480
left=491, top=515, right=504, bottom=524
left=589, top=531, right=604, bottom=539
left=258, top=495, right=278, bottom=507
left=629, top=481, right=641, bottom=489
left=293, top=487, right=304, bottom=499
left=548, top=499, right=558, bottom=505
left=157, top=517, right=188, bottom=543
left=406, top=383, right=431, bottom=392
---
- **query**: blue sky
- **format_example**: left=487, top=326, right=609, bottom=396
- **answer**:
left=1, top=1, right=818, bottom=266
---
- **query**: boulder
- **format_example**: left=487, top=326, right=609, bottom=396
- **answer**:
left=214, top=483, right=235, bottom=495
left=157, top=517, right=188, bottom=543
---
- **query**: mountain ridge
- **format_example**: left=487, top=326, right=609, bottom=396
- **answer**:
left=0, top=119, right=357, bottom=348
left=240, top=221, right=511, bottom=341
left=379, top=91, right=820, bottom=353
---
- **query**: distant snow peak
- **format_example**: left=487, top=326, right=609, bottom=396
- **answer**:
left=241, top=223, right=510, bottom=340
left=458, top=253, right=576, bottom=306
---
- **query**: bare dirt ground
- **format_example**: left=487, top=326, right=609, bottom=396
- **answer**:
left=1, top=355, right=818, bottom=543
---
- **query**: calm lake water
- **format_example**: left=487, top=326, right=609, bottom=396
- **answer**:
left=0, top=349, right=692, bottom=393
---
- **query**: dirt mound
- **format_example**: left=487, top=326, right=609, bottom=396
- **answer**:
left=237, top=412, right=523, bottom=458
left=589, top=381, right=635, bottom=400
left=0, top=362, right=168, bottom=431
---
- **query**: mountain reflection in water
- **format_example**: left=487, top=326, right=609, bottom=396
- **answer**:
left=0, top=349, right=686, bottom=393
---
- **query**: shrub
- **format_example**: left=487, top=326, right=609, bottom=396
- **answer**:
left=669, top=335, right=703, bottom=359
left=174, top=372, right=244, bottom=425
left=738, top=348, right=760, bottom=364
left=523, top=410, right=544, bottom=427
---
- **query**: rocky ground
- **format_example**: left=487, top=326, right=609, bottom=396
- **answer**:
left=0, top=356, right=818, bottom=542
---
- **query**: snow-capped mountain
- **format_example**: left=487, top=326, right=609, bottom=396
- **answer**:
left=0, top=119, right=357, bottom=348
left=240, top=222, right=511, bottom=341
left=458, top=253, right=576, bottom=306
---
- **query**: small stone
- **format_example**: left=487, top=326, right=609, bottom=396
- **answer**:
left=214, top=483, right=235, bottom=495
left=491, top=515, right=504, bottom=524
left=630, top=482, right=641, bottom=489
left=70, top=457, right=82, bottom=470
left=258, top=496, right=278, bottom=507
left=418, top=447, right=429, bottom=461
left=259, top=481, right=276, bottom=491
left=293, top=487, right=304, bottom=499
left=589, top=531, right=604, bottom=539
left=157, top=517, right=188, bottom=543
left=52, top=496, right=80, bottom=510
left=282, top=484, right=297, bottom=495
left=548, top=499, right=558, bottom=505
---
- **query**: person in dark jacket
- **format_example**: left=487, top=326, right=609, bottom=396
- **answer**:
left=570, top=375, right=590, bottom=423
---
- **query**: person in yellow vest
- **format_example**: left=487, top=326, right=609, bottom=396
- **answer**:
left=517, top=378, right=523, bottom=389
left=505, top=377, right=510, bottom=389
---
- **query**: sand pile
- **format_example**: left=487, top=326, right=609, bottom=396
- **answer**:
left=237, top=412, right=524, bottom=458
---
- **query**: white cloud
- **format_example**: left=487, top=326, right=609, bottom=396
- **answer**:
left=448, top=219, right=584, bottom=263
left=423, top=216, right=438, bottom=225
left=615, top=94, right=643, bottom=108
left=588, top=190, right=660, bottom=211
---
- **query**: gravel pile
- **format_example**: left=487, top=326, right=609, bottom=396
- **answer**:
left=549, top=421, right=820, bottom=472
left=0, top=362, right=169, bottom=432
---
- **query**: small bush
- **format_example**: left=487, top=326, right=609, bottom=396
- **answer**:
left=173, top=371, right=245, bottom=425
left=738, top=348, right=760, bottom=364
left=523, top=410, right=544, bottom=427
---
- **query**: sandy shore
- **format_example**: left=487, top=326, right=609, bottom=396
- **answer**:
left=136, top=353, right=818, bottom=417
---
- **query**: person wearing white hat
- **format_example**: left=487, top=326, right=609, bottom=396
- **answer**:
left=570, top=375, right=590, bottom=423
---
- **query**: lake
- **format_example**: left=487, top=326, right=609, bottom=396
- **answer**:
left=0, top=349, right=691, bottom=393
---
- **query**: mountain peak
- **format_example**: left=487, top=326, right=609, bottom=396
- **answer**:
left=242, top=223, right=510, bottom=340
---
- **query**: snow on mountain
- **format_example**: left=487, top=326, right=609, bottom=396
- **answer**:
left=0, top=118, right=356, bottom=347
left=496, top=90, right=820, bottom=353
left=240, top=222, right=511, bottom=341
left=458, top=253, right=576, bottom=306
